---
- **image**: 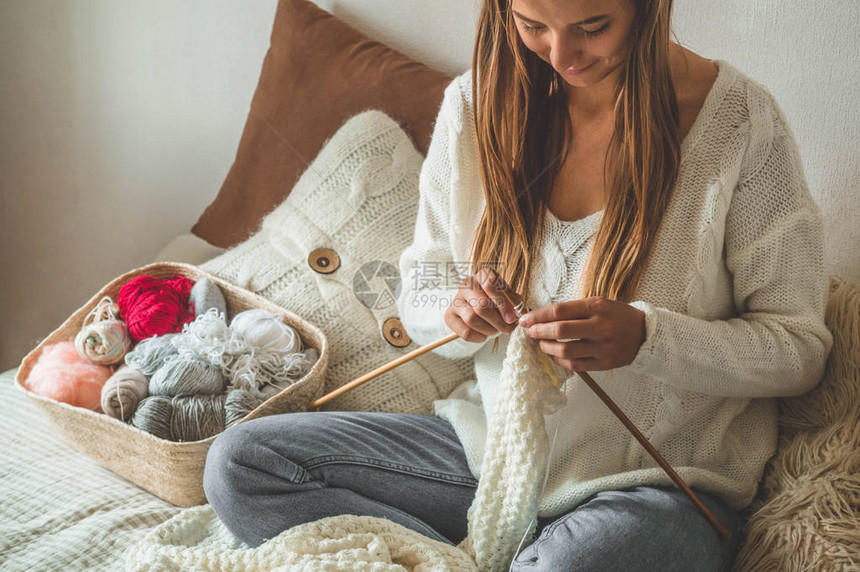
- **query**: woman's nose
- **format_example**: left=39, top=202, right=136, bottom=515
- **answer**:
left=548, top=33, right=584, bottom=71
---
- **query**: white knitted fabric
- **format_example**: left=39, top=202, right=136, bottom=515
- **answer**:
left=397, top=59, right=834, bottom=518
left=125, top=324, right=558, bottom=572
left=457, top=325, right=567, bottom=570
left=199, top=109, right=474, bottom=415
left=124, top=507, right=478, bottom=571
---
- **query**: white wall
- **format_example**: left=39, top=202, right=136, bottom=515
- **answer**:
left=1, top=0, right=858, bottom=370
left=0, top=1, right=275, bottom=368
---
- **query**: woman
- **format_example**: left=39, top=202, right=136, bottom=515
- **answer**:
left=203, top=0, right=833, bottom=570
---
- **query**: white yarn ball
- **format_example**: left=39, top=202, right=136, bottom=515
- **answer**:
left=172, top=308, right=251, bottom=368
left=229, top=309, right=301, bottom=355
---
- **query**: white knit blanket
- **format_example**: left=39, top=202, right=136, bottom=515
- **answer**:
left=125, top=325, right=566, bottom=571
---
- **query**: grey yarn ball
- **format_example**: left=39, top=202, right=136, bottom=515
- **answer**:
left=124, top=334, right=180, bottom=376
left=129, top=395, right=173, bottom=440
left=129, top=390, right=260, bottom=442
left=169, top=394, right=226, bottom=442
left=225, top=388, right=262, bottom=427
left=149, top=358, right=226, bottom=397
left=190, top=278, right=227, bottom=319
left=130, top=394, right=222, bottom=442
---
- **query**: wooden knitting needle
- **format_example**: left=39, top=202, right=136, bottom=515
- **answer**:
left=308, top=330, right=460, bottom=411
left=308, top=289, right=732, bottom=540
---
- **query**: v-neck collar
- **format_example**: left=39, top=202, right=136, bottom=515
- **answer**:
left=679, top=59, right=737, bottom=165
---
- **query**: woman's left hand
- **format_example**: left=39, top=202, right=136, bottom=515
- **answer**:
left=518, top=296, right=646, bottom=373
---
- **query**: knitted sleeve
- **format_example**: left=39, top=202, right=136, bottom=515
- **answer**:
left=397, top=77, right=490, bottom=360
left=626, top=90, right=833, bottom=398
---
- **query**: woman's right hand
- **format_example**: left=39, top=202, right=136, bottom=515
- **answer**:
left=444, top=267, right=519, bottom=343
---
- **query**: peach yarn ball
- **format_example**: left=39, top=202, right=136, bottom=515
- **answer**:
left=26, top=341, right=114, bottom=412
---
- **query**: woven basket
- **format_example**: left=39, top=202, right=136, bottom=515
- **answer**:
left=14, top=262, right=329, bottom=507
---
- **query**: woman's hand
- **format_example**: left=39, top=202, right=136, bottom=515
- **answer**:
left=444, top=267, right=519, bottom=343
left=518, top=297, right=646, bottom=372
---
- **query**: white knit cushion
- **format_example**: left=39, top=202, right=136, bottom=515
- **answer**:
left=199, top=110, right=473, bottom=413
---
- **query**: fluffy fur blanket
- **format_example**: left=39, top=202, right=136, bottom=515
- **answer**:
left=732, top=276, right=860, bottom=571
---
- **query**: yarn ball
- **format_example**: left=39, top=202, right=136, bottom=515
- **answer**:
left=225, top=309, right=314, bottom=395
left=230, top=309, right=301, bottom=354
left=130, top=395, right=174, bottom=440
left=129, top=389, right=260, bottom=442
left=124, top=333, right=180, bottom=376
left=25, top=342, right=113, bottom=411
left=171, top=308, right=250, bottom=369
left=190, top=278, right=227, bottom=319
left=225, top=389, right=262, bottom=426
left=149, top=358, right=226, bottom=397
left=101, top=365, right=149, bottom=421
left=118, top=274, right=195, bottom=343
left=75, top=319, right=132, bottom=365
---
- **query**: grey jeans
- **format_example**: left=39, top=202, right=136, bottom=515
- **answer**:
left=203, top=411, right=744, bottom=571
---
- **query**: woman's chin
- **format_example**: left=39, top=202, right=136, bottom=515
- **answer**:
left=562, top=74, right=600, bottom=89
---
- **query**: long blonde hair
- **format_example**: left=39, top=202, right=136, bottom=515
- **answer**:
left=469, top=0, right=680, bottom=318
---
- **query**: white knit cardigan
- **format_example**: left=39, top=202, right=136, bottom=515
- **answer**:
left=397, top=60, right=834, bottom=517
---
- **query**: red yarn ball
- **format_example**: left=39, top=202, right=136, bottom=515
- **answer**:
left=118, top=274, right=195, bottom=343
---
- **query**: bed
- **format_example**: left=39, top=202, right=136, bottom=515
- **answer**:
left=0, top=368, right=184, bottom=570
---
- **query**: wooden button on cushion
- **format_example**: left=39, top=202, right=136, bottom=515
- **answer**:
left=308, top=248, right=340, bottom=274
left=382, top=317, right=411, bottom=347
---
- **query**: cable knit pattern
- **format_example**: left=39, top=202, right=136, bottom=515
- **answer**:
left=198, top=110, right=474, bottom=415
left=543, top=209, right=603, bottom=301
left=397, top=60, right=834, bottom=518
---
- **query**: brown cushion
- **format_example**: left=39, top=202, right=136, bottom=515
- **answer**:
left=191, top=0, right=453, bottom=248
